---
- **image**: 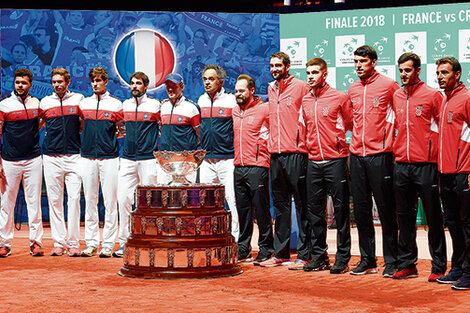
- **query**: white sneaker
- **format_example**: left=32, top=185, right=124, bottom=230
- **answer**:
left=99, top=247, right=112, bottom=258
left=81, top=246, right=97, bottom=257
left=112, top=247, right=124, bottom=258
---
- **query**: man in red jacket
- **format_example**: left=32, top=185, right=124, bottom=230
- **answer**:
left=232, top=74, right=274, bottom=264
left=348, top=45, right=400, bottom=277
left=391, top=53, right=447, bottom=281
left=434, top=57, right=470, bottom=290
left=259, top=52, right=311, bottom=269
left=300, top=58, right=353, bottom=274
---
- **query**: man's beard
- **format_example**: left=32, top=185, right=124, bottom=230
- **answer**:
left=132, top=89, right=144, bottom=97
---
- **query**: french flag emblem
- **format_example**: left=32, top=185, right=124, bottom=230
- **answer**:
left=114, top=29, right=176, bottom=91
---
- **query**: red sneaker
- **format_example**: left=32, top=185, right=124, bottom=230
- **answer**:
left=0, top=246, right=11, bottom=257
left=392, top=266, right=418, bottom=279
left=428, top=272, right=445, bottom=282
left=67, top=247, right=81, bottom=257
left=30, top=242, right=44, bottom=256
left=50, top=246, right=66, bottom=256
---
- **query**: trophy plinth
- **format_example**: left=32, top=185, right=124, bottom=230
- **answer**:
left=153, top=150, right=206, bottom=185
left=118, top=150, right=242, bottom=279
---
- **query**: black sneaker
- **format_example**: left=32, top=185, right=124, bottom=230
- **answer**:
left=238, top=252, right=253, bottom=263
left=382, top=264, right=398, bottom=278
left=451, top=275, right=470, bottom=290
left=304, top=257, right=331, bottom=272
left=330, top=262, right=349, bottom=274
left=437, top=269, right=463, bottom=284
left=253, top=252, right=272, bottom=266
left=350, top=261, right=377, bottom=275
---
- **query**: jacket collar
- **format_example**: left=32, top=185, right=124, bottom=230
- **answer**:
left=445, top=82, right=465, bottom=100
left=91, top=90, right=110, bottom=101
left=402, top=80, right=423, bottom=96
left=359, top=70, right=380, bottom=86
left=310, top=83, right=330, bottom=98
left=271, top=74, right=295, bottom=90
left=238, top=96, right=262, bottom=111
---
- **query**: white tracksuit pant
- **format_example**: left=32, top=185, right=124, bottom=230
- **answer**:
left=117, top=158, right=158, bottom=247
left=199, top=158, right=239, bottom=240
left=80, top=157, right=119, bottom=249
left=0, top=156, right=43, bottom=247
left=43, top=154, right=82, bottom=248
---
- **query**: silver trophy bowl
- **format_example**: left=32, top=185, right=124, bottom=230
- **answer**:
left=153, top=150, right=206, bottom=185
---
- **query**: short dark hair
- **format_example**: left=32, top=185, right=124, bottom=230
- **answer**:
left=130, top=72, right=149, bottom=87
left=397, top=52, right=421, bottom=69
left=236, top=74, right=256, bottom=92
left=270, top=51, right=291, bottom=66
left=89, top=67, right=108, bottom=81
left=354, top=45, right=377, bottom=61
left=306, top=58, right=328, bottom=71
left=436, top=57, right=462, bottom=73
left=15, top=68, right=33, bottom=82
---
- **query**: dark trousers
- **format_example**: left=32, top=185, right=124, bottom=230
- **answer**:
left=306, top=158, right=351, bottom=264
left=270, top=153, right=309, bottom=260
left=394, top=162, right=447, bottom=273
left=234, top=166, right=274, bottom=256
left=350, top=152, right=398, bottom=266
left=439, top=173, right=470, bottom=275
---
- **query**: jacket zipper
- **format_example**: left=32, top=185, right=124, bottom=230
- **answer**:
left=169, top=103, right=175, bottom=151
left=240, top=109, right=244, bottom=166
left=95, top=95, right=100, bottom=158
left=406, top=91, right=410, bottom=161
left=313, top=94, right=324, bottom=160
left=439, top=101, right=448, bottom=169
left=362, top=85, right=367, bottom=156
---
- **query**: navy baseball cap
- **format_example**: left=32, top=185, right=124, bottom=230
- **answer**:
left=165, top=73, right=184, bottom=84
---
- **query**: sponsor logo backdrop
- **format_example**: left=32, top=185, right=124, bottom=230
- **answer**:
left=280, top=2, right=470, bottom=93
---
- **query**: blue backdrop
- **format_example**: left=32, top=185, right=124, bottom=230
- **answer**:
left=0, top=9, right=280, bottom=225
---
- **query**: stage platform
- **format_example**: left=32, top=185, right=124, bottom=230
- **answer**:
left=0, top=225, right=467, bottom=312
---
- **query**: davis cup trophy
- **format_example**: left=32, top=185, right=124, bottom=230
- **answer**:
left=118, top=150, right=242, bottom=279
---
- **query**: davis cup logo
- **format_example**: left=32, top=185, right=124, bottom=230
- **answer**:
left=114, top=29, right=176, bottom=90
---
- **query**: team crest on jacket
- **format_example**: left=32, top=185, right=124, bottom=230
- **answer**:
left=219, top=108, right=224, bottom=115
left=144, top=113, right=148, bottom=120
left=104, top=112, right=109, bottom=118
left=373, top=97, right=381, bottom=107
left=69, top=107, right=75, bottom=113
left=447, top=112, right=453, bottom=123
left=322, top=107, right=329, bottom=117
left=286, top=97, right=293, bottom=106
left=415, top=106, right=423, bottom=117
left=178, top=116, right=183, bottom=123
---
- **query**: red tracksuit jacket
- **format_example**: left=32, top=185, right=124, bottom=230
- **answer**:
left=348, top=71, right=400, bottom=156
left=438, top=83, right=470, bottom=174
left=232, top=97, right=270, bottom=168
left=267, top=75, right=310, bottom=154
left=392, top=81, right=443, bottom=163
left=300, top=84, right=353, bottom=161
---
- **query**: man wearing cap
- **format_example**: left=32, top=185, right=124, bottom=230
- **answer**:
left=198, top=64, right=239, bottom=240
left=115, top=71, right=161, bottom=257
left=158, top=73, right=201, bottom=184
